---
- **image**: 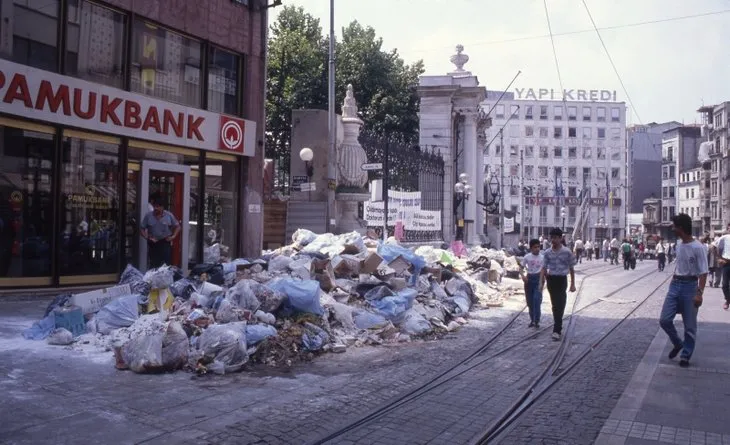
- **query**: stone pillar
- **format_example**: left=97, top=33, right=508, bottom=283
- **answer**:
left=463, top=112, right=478, bottom=243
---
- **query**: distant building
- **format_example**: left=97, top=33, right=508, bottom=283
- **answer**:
left=659, top=126, right=702, bottom=238
left=627, top=122, right=681, bottom=213
left=697, top=102, right=730, bottom=234
left=678, top=167, right=702, bottom=236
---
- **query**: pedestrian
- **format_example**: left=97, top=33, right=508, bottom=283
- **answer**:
left=602, top=238, right=610, bottom=262
left=585, top=240, right=593, bottom=261
left=657, top=240, right=666, bottom=271
left=574, top=238, right=584, bottom=264
left=715, top=223, right=730, bottom=309
left=621, top=239, right=632, bottom=270
left=542, top=236, right=550, bottom=251
left=610, top=237, right=620, bottom=265
left=659, top=213, right=707, bottom=368
left=521, top=239, right=544, bottom=329
left=706, top=237, right=720, bottom=288
left=595, top=242, right=601, bottom=261
left=540, top=227, right=577, bottom=341
left=140, top=195, right=180, bottom=268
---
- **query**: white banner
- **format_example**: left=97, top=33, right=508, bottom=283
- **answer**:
left=503, top=217, right=515, bottom=233
left=405, top=210, right=441, bottom=231
left=364, top=191, right=441, bottom=231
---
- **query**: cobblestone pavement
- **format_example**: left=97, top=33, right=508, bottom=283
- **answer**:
left=0, top=261, right=642, bottom=445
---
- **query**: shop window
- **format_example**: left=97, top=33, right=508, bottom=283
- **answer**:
left=66, top=0, right=126, bottom=88
left=131, top=20, right=202, bottom=108
left=59, top=133, right=121, bottom=280
left=0, top=124, right=55, bottom=283
left=208, top=46, right=240, bottom=115
left=204, top=158, right=239, bottom=262
left=1, top=0, right=60, bottom=72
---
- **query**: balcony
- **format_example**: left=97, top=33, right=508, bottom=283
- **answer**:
left=539, top=217, right=548, bottom=226
left=662, top=157, right=674, bottom=164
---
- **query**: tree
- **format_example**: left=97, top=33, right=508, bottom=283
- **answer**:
left=265, top=7, right=425, bottom=167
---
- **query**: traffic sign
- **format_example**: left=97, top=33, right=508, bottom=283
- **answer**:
left=361, top=163, right=383, bottom=171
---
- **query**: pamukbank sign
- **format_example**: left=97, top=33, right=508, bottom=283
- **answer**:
left=0, top=59, right=256, bottom=156
left=515, top=88, right=617, bottom=102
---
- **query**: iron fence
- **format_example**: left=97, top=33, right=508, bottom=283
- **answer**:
left=359, top=131, right=445, bottom=243
left=265, top=128, right=291, bottom=197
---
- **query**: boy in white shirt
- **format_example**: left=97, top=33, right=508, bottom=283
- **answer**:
left=521, top=239, right=545, bottom=328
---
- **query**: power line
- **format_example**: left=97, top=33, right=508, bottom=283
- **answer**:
left=543, top=0, right=565, bottom=96
left=407, top=9, right=730, bottom=53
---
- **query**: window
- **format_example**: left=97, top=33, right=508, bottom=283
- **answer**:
left=539, top=166, right=548, bottom=177
left=509, top=165, right=519, bottom=176
left=583, top=127, right=592, bottom=139
left=554, top=106, right=563, bottom=120
left=611, top=108, right=621, bottom=122
left=496, top=104, right=505, bottom=118
left=662, top=166, right=668, bottom=179
left=597, top=147, right=606, bottom=160
left=132, top=20, right=202, bottom=107
left=554, top=146, right=563, bottom=158
left=66, top=0, right=126, bottom=88
left=712, top=202, right=718, bottom=219
left=583, top=147, right=592, bottom=158
left=208, top=46, right=241, bottom=115
left=663, top=187, right=668, bottom=199
left=525, top=145, right=534, bottom=157
left=510, top=185, right=519, bottom=196
left=610, top=148, right=621, bottom=160
left=669, top=187, right=675, bottom=198
left=568, top=127, right=577, bottom=138
left=539, top=146, right=549, bottom=158
left=554, top=127, right=563, bottom=139
left=569, top=206, right=576, bottom=218
left=539, top=127, right=549, bottom=138
left=510, top=145, right=518, bottom=157
left=597, top=128, right=606, bottom=139
left=555, top=166, right=563, bottom=178
left=669, top=165, right=675, bottom=178
left=669, top=206, right=675, bottom=218
left=582, top=107, right=592, bottom=121
left=540, top=106, right=548, bottom=120
left=495, top=145, right=501, bottom=156
left=583, top=167, right=592, bottom=180
left=568, top=167, right=577, bottom=178
left=525, top=165, right=534, bottom=177
left=0, top=124, right=56, bottom=282
left=597, top=168, right=607, bottom=179
left=568, top=106, right=577, bottom=121
left=597, top=107, right=606, bottom=122
left=205, top=161, right=240, bottom=261
left=663, top=207, right=668, bottom=221
left=525, top=126, right=534, bottom=137
left=611, top=128, right=621, bottom=140
left=568, top=186, right=577, bottom=197
left=510, top=105, right=519, bottom=117
left=568, top=146, right=577, bottom=158
left=611, top=168, right=620, bottom=179
left=60, top=133, right=121, bottom=278
left=525, top=105, right=533, bottom=120
left=509, top=125, right=519, bottom=138
left=2, top=0, right=61, bottom=72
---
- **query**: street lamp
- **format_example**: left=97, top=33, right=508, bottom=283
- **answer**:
left=299, top=147, right=314, bottom=201
left=454, top=172, right=471, bottom=241
left=561, top=206, right=566, bottom=232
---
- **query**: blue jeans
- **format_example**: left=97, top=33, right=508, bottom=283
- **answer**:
left=659, top=279, right=698, bottom=360
left=525, top=273, right=543, bottom=324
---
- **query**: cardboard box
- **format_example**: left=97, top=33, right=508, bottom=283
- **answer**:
left=71, top=284, right=131, bottom=315
left=331, top=255, right=361, bottom=278
left=311, top=258, right=336, bottom=291
left=387, top=255, right=411, bottom=275
left=360, top=252, right=384, bottom=275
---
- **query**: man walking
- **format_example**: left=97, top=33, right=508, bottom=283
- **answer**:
left=602, top=238, right=610, bottom=262
left=610, top=237, right=620, bottom=265
left=585, top=240, right=593, bottom=261
left=657, top=240, right=666, bottom=271
left=621, top=239, right=632, bottom=270
left=140, top=195, right=180, bottom=268
left=574, top=238, right=584, bottom=264
left=715, top=223, right=730, bottom=309
left=521, top=239, right=544, bottom=329
left=541, top=228, right=577, bottom=341
left=706, top=237, right=720, bottom=288
left=659, top=213, right=708, bottom=368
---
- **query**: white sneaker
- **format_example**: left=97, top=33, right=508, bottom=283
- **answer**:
left=552, top=332, right=561, bottom=341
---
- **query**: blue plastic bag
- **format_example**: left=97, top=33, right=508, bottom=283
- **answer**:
left=268, top=279, right=324, bottom=316
left=368, top=288, right=417, bottom=320
left=245, top=324, right=278, bottom=347
left=377, top=243, right=426, bottom=285
left=23, top=314, right=55, bottom=340
left=353, top=310, right=389, bottom=329
left=301, top=322, right=329, bottom=351
left=94, top=294, right=140, bottom=334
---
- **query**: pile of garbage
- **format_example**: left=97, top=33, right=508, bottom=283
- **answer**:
left=22, top=230, right=523, bottom=375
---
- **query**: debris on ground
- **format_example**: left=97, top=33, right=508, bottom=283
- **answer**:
left=22, top=229, right=525, bottom=375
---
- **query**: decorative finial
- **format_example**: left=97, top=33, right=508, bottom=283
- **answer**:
left=342, top=84, right=359, bottom=119
left=450, top=44, right=469, bottom=73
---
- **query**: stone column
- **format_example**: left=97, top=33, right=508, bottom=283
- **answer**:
left=463, top=111, right=478, bottom=244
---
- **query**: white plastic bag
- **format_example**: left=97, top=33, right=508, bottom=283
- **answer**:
left=46, top=328, right=74, bottom=345
left=143, top=266, right=174, bottom=289
left=94, top=294, right=139, bottom=335
left=225, top=280, right=261, bottom=312
left=161, top=322, right=189, bottom=370
left=268, top=255, right=293, bottom=273
left=197, top=322, right=249, bottom=374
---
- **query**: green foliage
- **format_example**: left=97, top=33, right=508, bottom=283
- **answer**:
left=265, top=6, right=425, bottom=165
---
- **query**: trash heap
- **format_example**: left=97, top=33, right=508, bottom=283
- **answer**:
left=22, top=229, right=523, bottom=375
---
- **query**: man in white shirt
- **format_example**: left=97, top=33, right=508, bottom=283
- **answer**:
left=574, top=239, right=584, bottom=264
left=521, top=239, right=544, bottom=328
left=714, top=223, right=730, bottom=309
left=585, top=240, right=593, bottom=261
left=602, top=239, right=610, bottom=262
left=610, top=237, right=620, bottom=265
left=656, top=239, right=666, bottom=271
left=659, top=213, right=708, bottom=368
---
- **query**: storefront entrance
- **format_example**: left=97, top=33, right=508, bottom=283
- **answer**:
left=138, top=161, right=191, bottom=272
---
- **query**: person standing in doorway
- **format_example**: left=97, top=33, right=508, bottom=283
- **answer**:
left=715, top=223, right=730, bottom=309
left=659, top=213, right=707, bottom=368
left=140, top=195, right=180, bottom=268
left=521, top=239, right=544, bottom=329
left=541, top=228, right=577, bottom=341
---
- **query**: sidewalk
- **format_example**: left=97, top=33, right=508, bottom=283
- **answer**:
left=595, top=285, right=730, bottom=445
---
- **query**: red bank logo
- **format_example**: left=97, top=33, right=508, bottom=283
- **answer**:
left=219, top=116, right=245, bottom=153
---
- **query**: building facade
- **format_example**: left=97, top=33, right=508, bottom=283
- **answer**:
left=627, top=121, right=681, bottom=213
left=658, top=126, right=701, bottom=238
left=0, top=0, right=268, bottom=289
left=678, top=167, right=702, bottom=236
left=698, top=102, right=730, bottom=234
left=482, top=90, right=627, bottom=244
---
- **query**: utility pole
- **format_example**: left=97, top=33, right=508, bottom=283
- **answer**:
left=382, top=140, right=390, bottom=241
left=327, top=0, right=336, bottom=233
left=520, top=148, right=525, bottom=240
left=499, top=128, right=505, bottom=249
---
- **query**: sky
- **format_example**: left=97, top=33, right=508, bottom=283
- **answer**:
left=270, top=0, right=730, bottom=126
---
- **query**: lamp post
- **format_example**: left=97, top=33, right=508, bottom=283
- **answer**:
left=299, top=147, right=314, bottom=201
left=561, top=206, right=566, bottom=233
left=454, top=172, right=471, bottom=242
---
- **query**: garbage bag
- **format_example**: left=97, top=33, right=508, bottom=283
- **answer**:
left=339, top=231, right=366, bottom=254
left=301, top=322, right=329, bottom=352
left=160, top=322, right=189, bottom=370
left=94, top=294, right=140, bottom=335
left=46, top=328, right=74, bottom=345
left=197, top=322, right=248, bottom=374
left=245, top=324, right=277, bottom=346
left=248, top=282, right=286, bottom=313
left=292, top=228, right=317, bottom=247
left=268, top=255, right=293, bottom=273
left=353, top=310, right=389, bottom=330
left=254, top=310, right=276, bottom=325
left=197, top=281, right=224, bottom=297
left=225, top=280, right=261, bottom=312
left=143, top=266, right=175, bottom=289
left=121, top=320, right=166, bottom=373
left=216, top=299, right=249, bottom=324
left=268, top=278, right=324, bottom=316
left=23, top=314, right=55, bottom=340
left=368, top=288, right=417, bottom=320
left=190, top=292, right=210, bottom=309
left=44, top=294, right=72, bottom=317
left=302, top=233, right=346, bottom=257
left=400, top=309, right=432, bottom=335
left=378, top=244, right=426, bottom=285
left=430, top=281, right=449, bottom=300
left=204, top=243, right=221, bottom=263
left=119, top=264, right=151, bottom=296
left=288, top=257, right=312, bottom=281
left=328, top=302, right=356, bottom=330
left=170, top=278, right=197, bottom=300
left=447, top=292, right=471, bottom=315
left=364, top=285, right=395, bottom=301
